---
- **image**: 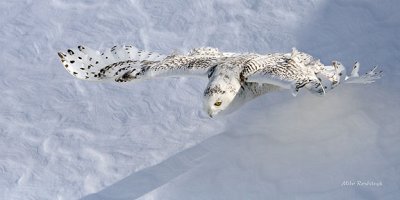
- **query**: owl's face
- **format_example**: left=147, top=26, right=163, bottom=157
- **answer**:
left=203, top=76, right=241, bottom=117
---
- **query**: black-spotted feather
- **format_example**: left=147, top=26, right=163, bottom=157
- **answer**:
left=58, top=45, right=165, bottom=81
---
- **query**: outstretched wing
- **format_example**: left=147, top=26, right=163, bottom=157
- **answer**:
left=242, top=48, right=382, bottom=96
left=58, top=45, right=165, bottom=81
left=58, top=46, right=229, bottom=82
left=242, top=49, right=319, bottom=95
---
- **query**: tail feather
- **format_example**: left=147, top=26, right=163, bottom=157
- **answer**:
left=58, top=45, right=165, bottom=81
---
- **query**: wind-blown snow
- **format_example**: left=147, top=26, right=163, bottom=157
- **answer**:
left=1, top=0, right=399, bottom=200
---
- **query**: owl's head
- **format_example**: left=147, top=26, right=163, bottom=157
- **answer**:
left=203, top=74, right=241, bottom=117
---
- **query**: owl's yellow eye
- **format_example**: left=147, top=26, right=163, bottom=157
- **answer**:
left=214, top=101, right=222, bottom=106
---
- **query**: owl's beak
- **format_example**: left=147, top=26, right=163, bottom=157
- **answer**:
left=207, top=109, right=214, bottom=118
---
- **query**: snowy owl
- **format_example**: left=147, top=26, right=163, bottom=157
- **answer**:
left=58, top=45, right=382, bottom=117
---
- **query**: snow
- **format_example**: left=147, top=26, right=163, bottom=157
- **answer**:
left=1, top=0, right=399, bottom=199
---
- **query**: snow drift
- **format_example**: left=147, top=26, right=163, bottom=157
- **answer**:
left=0, top=0, right=399, bottom=199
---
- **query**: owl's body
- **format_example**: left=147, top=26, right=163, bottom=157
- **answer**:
left=58, top=45, right=381, bottom=117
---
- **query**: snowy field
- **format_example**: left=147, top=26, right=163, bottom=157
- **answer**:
left=1, top=0, right=400, bottom=199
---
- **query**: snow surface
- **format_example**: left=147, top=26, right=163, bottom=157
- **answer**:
left=1, top=0, right=399, bottom=199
